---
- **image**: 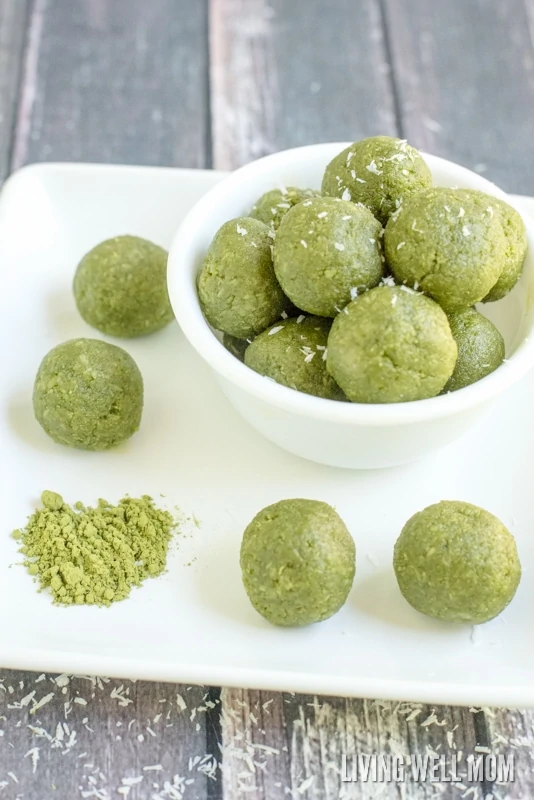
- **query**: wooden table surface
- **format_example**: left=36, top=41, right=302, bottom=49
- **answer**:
left=1, top=1, right=534, bottom=798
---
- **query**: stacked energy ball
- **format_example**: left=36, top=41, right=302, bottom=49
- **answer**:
left=197, top=136, right=527, bottom=404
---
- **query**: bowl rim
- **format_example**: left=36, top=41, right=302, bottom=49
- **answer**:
left=167, top=143, right=534, bottom=426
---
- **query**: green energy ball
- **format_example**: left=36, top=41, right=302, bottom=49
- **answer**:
left=240, top=499, right=355, bottom=626
left=443, top=307, right=505, bottom=392
left=384, top=188, right=506, bottom=313
left=244, top=316, right=346, bottom=400
left=393, top=500, right=521, bottom=624
left=197, top=217, right=289, bottom=339
left=73, top=235, right=173, bottom=338
left=327, top=286, right=457, bottom=403
left=273, top=196, right=383, bottom=317
left=222, top=333, right=250, bottom=362
left=322, top=136, right=432, bottom=225
left=250, top=186, right=319, bottom=230
left=457, top=191, right=528, bottom=302
left=33, top=338, right=143, bottom=450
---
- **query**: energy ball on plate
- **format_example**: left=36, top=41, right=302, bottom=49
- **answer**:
left=384, top=188, right=506, bottom=313
left=456, top=191, right=528, bottom=303
left=197, top=217, right=290, bottom=339
left=240, top=499, right=355, bottom=627
left=250, top=186, right=319, bottom=230
left=443, top=307, right=505, bottom=393
left=33, top=338, right=143, bottom=450
left=274, top=196, right=383, bottom=317
left=327, top=285, right=457, bottom=403
left=244, top=316, right=346, bottom=400
left=393, top=500, right=521, bottom=624
left=322, top=136, right=432, bottom=225
left=73, top=235, right=173, bottom=338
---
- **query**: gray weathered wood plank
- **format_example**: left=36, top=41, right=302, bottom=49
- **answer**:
left=11, top=0, right=210, bottom=170
left=383, top=0, right=534, bottom=194
left=0, top=671, right=219, bottom=798
left=210, top=0, right=398, bottom=170
left=0, top=0, right=29, bottom=182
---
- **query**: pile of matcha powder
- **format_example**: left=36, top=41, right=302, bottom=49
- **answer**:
left=13, top=490, right=179, bottom=606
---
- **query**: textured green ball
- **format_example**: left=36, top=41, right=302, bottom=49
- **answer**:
left=322, top=136, right=432, bottom=225
left=444, top=307, right=505, bottom=392
left=384, top=188, right=506, bottom=312
left=250, top=186, right=319, bottom=230
left=327, top=286, right=457, bottom=403
left=73, top=235, right=173, bottom=338
left=197, top=217, right=289, bottom=339
left=33, top=338, right=143, bottom=451
left=273, top=196, right=383, bottom=317
left=240, top=499, right=355, bottom=626
left=458, top=192, right=528, bottom=303
left=394, top=501, right=521, bottom=624
left=245, top=316, right=346, bottom=400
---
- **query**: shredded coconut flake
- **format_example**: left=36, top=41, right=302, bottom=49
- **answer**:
left=300, top=240, right=307, bottom=248
left=317, top=211, right=328, bottom=219
left=366, top=159, right=383, bottom=175
left=462, top=225, right=471, bottom=237
left=297, top=315, right=305, bottom=324
left=341, top=188, right=351, bottom=201
left=268, top=326, right=283, bottom=336
left=236, top=224, right=248, bottom=236
left=397, top=241, right=406, bottom=250
left=334, top=242, right=345, bottom=251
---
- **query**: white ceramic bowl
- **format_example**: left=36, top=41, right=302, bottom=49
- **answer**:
left=168, top=143, right=534, bottom=469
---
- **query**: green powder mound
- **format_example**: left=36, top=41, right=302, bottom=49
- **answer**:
left=13, top=491, right=179, bottom=606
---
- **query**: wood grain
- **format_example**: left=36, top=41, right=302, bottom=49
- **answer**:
left=383, top=0, right=534, bottom=194
left=11, top=0, right=210, bottom=170
left=0, top=0, right=29, bottom=182
left=209, top=0, right=398, bottom=170
left=0, top=671, right=220, bottom=799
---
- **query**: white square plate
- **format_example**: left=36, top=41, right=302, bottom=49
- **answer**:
left=1, top=163, right=534, bottom=708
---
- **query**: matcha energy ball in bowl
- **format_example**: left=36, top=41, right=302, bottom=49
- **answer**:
left=168, top=142, right=534, bottom=468
left=322, top=136, right=432, bottom=225
left=273, top=196, right=383, bottom=316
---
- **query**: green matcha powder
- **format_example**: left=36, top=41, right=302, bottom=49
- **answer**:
left=13, top=491, right=179, bottom=606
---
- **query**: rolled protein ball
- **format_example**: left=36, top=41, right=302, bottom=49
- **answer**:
left=250, top=186, right=319, bottom=230
left=33, top=338, right=143, bottom=450
left=327, top=286, right=457, bottom=403
left=197, top=217, right=290, bottom=339
left=73, top=235, right=173, bottom=338
left=393, top=500, right=521, bottom=624
left=456, top=191, right=528, bottom=302
left=240, top=499, right=355, bottom=626
left=322, top=136, right=432, bottom=225
left=443, top=307, right=505, bottom=392
left=274, top=196, right=383, bottom=317
left=384, top=188, right=506, bottom=312
left=244, top=316, right=346, bottom=400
